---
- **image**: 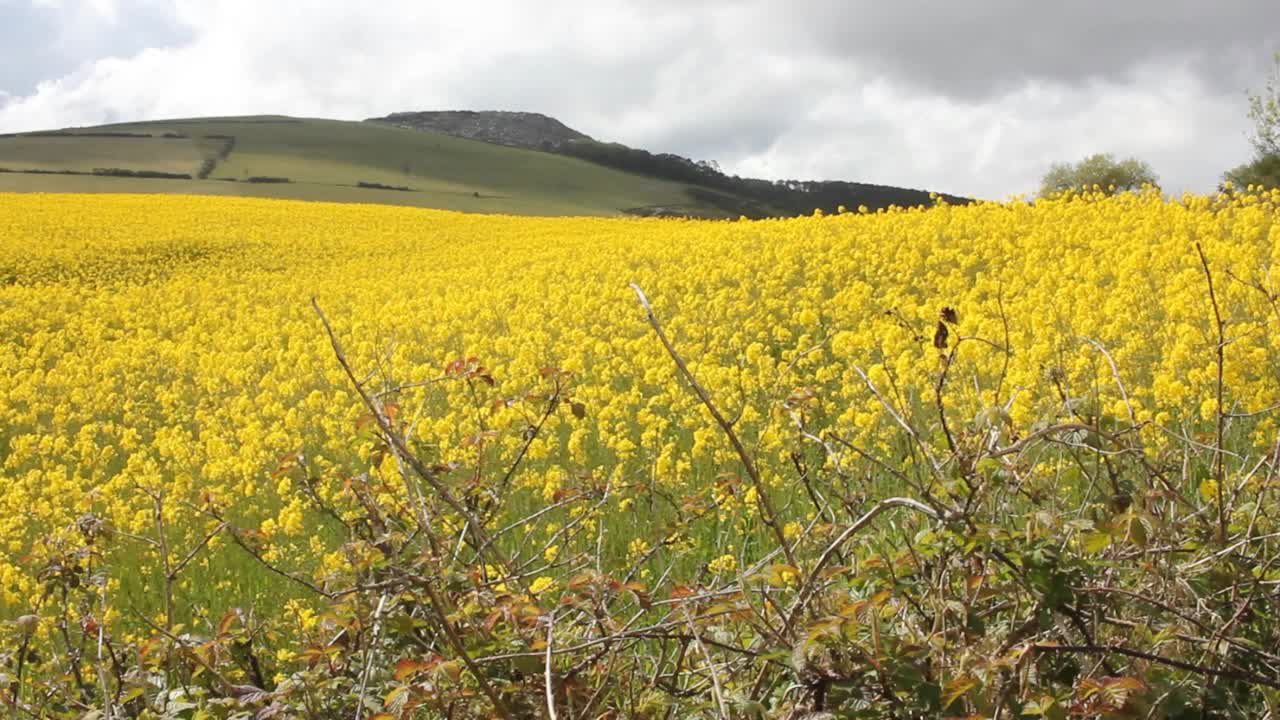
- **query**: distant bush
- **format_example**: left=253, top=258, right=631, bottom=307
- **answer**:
left=357, top=180, right=414, bottom=192
left=161, top=132, right=189, bottom=139
left=195, top=137, right=238, bottom=179
left=1, top=130, right=155, bottom=140
left=91, top=168, right=193, bottom=180
left=245, top=176, right=291, bottom=184
left=0, top=167, right=192, bottom=179
left=79, top=132, right=153, bottom=138
left=1040, top=153, right=1159, bottom=197
left=21, top=131, right=154, bottom=139
left=0, top=167, right=91, bottom=176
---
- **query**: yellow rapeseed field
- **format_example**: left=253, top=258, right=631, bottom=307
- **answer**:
left=2, top=189, right=1279, bottom=618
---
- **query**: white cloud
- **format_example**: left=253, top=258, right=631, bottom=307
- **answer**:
left=731, top=61, right=1251, bottom=198
left=0, top=0, right=187, bottom=96
left=0, top=0, right=1273, bottom=198
left=31, top=0, right=122, bottom=22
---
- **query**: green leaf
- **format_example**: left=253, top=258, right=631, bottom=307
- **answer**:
left=1082, top=532, right=1112, bottom=554
left=120, top=687, right=146, bottom=704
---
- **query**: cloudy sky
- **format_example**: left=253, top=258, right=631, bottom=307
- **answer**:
left=1, top=0, right=1277, bottom=199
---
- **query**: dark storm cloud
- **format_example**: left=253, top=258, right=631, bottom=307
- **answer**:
left=770, top=0, right=1280, bottom=99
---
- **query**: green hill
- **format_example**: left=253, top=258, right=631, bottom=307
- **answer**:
left=370, top=111, right=971, bottom=214
left=0, top=116, right=752, bottom=217
left=0, top=113, right=968, bottom=216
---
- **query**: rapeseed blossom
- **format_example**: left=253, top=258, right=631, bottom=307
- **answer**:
left=1, top=189, right=1279, bottom=616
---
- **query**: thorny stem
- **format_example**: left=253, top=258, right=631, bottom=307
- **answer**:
left=312, top=297, right=522, bottom=585
left=785, top=497, right=941, bottom=631
left=1032, top=643, right=1280, bottom=690
left=420, top=578, right=517, bottom=719
left=630, top=283, right=797, bottom=568
left=1195, top=242, right=1229, bottom=543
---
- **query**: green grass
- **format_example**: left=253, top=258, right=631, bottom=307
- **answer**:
left=0, top=116, right=739, bottom=217
left=0, top=135, right=204, bottom=174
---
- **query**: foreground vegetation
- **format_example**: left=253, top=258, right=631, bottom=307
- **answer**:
left=2, top=190, right=1280, bottom=717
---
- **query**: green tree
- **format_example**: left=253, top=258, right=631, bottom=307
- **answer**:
left=1247, top=52, right=1280, bottom=157
left=1039, top=153, right=1159, bottom=197
left=1224, top=152, right=1280, bottom=191
left=1225, top=52, right=1280, bottom=190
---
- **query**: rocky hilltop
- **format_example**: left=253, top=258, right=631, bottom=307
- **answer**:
left=367, top=111, right=592, bottom=151
left=367, top=109, right=970, bottom=216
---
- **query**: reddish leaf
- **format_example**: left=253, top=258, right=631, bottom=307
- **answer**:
left=393, top=658, right=433, bottom=681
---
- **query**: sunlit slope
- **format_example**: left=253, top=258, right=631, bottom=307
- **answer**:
left=0, top=116, right=739, bottom=216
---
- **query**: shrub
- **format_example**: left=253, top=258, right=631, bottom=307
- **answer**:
left=356, top=180, right=414, bottom=191
left=1224, top=152, right=1280, bottom=191
left=91, top=167, right=193, bottom=179
left=0, top=168, right=102, bottom=176
left=1040, top=153, right=1159, bottom=196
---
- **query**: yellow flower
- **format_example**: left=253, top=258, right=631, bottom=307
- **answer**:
left=4, top=188, right=1280, bottom=648
left=628, top=538, right=651, bottom=561
left=708, top=554, right=737, bottom=575
left=778, top=565, right=799, bottom=586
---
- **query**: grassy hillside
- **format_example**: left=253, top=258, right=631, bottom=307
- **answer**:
left=0, top=135, right=203, bottom=175
left=369, top=110, right=971, bottom=213
left=0, top=116, right=743, bottom=217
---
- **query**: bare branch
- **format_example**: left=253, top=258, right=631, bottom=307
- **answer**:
left=544, top=612, right=559, bottom=720
left=630, top=283, right=796, bottom=568
left=312, top=297, right=519, bottom=582
left=1031, top=643, right=1280, bottom=690
left=1195, top=242, right=1228, bottom=543
left=785, top=497, right=941, bottom=630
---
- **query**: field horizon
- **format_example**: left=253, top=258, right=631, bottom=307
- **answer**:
left=0, top=113, right=969, bottom=220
